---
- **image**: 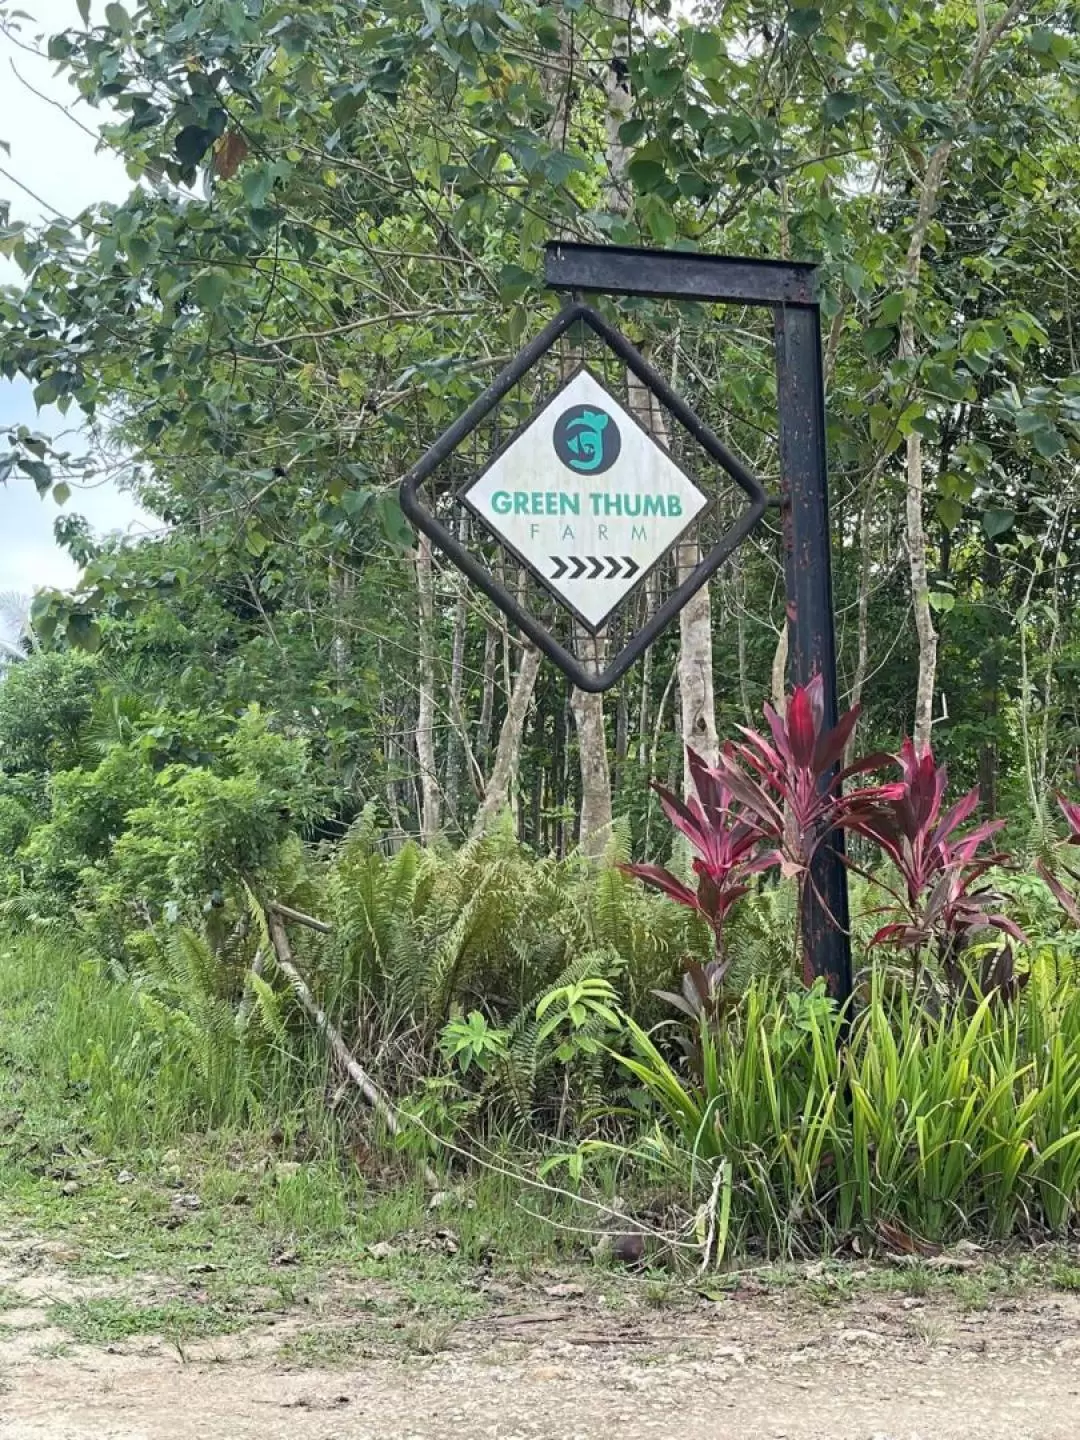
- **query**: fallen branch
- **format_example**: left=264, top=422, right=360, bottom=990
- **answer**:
left=264, top=907, right=437, bottom=1187
left=267, top=900, right=333, bottom=934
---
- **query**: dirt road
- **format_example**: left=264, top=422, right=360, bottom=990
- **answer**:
left=3, top=1239, right=1079, bottom=1438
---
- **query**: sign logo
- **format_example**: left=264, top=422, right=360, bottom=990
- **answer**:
left=553, top=405, right=621, bottom=475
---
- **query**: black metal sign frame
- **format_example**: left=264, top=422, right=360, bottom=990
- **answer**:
left=399, top=300, right=767, bottom=692
left=398, top=242, right=852, bottom=1002
left=543, top=242, right=851, bottom=1004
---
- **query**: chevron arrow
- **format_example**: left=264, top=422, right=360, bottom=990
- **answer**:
left=549, top=555, right=643, bottom=582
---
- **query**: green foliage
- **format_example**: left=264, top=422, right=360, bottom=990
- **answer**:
left=605, top=971, right=1080, bottom=1254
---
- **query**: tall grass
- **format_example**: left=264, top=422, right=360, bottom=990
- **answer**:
left=618, top=971, right=1080, bottom=1253
left=0, top=930, right=332, bottom=1151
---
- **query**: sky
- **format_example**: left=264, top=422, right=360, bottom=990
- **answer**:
left=0, top=0, right=151, bottom=635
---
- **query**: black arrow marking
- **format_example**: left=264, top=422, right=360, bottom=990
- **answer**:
left=549, top=556, right=644, bottom=582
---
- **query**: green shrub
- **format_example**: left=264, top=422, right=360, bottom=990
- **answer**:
left=607, top=971, right=1080, bottom=1254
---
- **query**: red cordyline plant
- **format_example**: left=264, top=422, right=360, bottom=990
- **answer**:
left=620, top=747, right=778, bottom=1021
left=623, top=676, right=899, bottom=1000
left=851, top=739, right=1026, bottom=997
left=1037, top=775, right=1080, bottom=924
left=624, top=678, right=1028, bottom=1008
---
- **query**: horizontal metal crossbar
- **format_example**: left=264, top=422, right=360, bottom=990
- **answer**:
left=544, top=241, right=818, bottom=308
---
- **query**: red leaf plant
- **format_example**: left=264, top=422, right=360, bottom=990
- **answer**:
left=712, top=674, right=898, bottom=881
left=620, top=748, right=777, bottom=1022
left=623, top=677, right=898, bottom=1004
left=853, top=739, right=1026, bottom=993
left=1037, top=775, right=1080, bottom=925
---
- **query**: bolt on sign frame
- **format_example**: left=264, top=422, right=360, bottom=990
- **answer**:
left=399, top=241, right=851, bottom=1002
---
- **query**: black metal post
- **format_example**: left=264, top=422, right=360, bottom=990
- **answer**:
left=774, top=304, right=852, bottom=1003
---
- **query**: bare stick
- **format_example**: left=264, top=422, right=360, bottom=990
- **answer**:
left=267, top=901, right=333, bottom=934
left=264, top=908, right=438, bottom=1187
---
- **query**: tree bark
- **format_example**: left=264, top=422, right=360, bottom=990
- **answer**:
left=414, top=535, right=441, bottom=843
left=470, top=645, right=542, bottom=840
left=897, top=0, right=1024, bottom=751
left=844, top=469, right=879, bottom=767
left=476, top=621, right=497, bottom=768
left=444, top=513, right=470, bottom=824
left=571, top=642, right=613, bottom=860
left=770, top=616, right=790, bottom=718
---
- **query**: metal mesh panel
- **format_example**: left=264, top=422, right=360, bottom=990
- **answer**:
left=404, top=307, right=769, bottom=688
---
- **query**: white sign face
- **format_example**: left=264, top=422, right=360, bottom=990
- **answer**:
left=462, top=368, right=709, bottom=631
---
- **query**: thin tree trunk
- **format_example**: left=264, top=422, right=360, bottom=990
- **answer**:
left=844, top=472, right=878, bottom=767
left=734, top=560, right=753, bottom=728
left=677, top=538, right=719, bottom=786
left=571, top=641, right=613, bottom=860
left=476, top=622, right=497, bottom=767
left=470, top=645, right=542, bottom=839
left=898, top=0, right=1024, bottom=751
left=444, top=514, right=470, bottom=823
left=614, top=680, right=629, bottom=794
left=266, top=908, right=437, bottom=1187
left=329, top=562, right=352, bottom=692
left=771, top=617, right=789, bottom=717
left=414, top=536, right=441, bottom=843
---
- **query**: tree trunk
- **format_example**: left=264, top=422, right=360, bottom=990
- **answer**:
left=476, top=622, right=497, bottom=767
left=771, top=616, right=790, bottom=717
left=571, top=669, right=613, bottom=860
left=444, top=514, right=470, bottom=824
left=676, top=538, right=719, bottom=788
left=897, top=0, right=1024, bottom=751
left=414, top=535, right=441, bottom=844
left=844, top=469, right=880, bottom=767
left=470, top=645, right=542, bottom=840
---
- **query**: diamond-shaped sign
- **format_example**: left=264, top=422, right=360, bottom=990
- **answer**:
left=399, top=301, right=767, bottom=692
left=462, top=367, right=709, bottom=632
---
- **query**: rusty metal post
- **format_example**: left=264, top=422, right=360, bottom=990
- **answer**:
left=774, top=304, right=852, bottom=1003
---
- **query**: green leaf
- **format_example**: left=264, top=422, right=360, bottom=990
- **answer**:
left=1032, top=424, right=1066, bottom=459
left=687, top=28, right=723, bottom=67
left=787, top=7, right=822, bottom=37
left=104, top=2, right=130, bottom=31
left=627, top=157, right=667, bottom=192
left=340, top=489, right=372, bottom=517
left=52, top=481, right=71, bottom=507
left=245, top=528, right=269, bottom=557
left=824, top=91, right=861, bottom=125
left=928, top=592, right=955, bottom=614
left=77, top=0, right=91, bottom=23
left=982, top=508, right=1015, bottom=539
left=497, top=263, right=534, bottom=302
left=618, top=118, right=647, bottom=147
left=936, top=497, right=962, bottom=531
left=65, top=615, right=101, bottom=652
left=194, top=270, right=229, bottom=310
left=862, top=326, right=894, bottom=356
left=174, top=125, right=213, bottom=168
left=878, top=292, right=905, bottom=325
left=241, top=166, right=275, bottom=208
